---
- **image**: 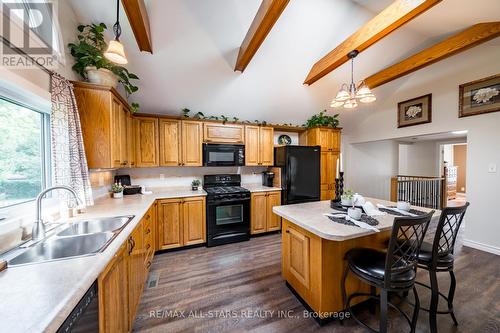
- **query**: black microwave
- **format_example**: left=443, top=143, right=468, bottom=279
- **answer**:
left=203, top=143, right=245, bottom=166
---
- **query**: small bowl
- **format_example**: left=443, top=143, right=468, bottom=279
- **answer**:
left=347, top=207, right=362, bottom=220
left=397, top=201, right=411, bottom=211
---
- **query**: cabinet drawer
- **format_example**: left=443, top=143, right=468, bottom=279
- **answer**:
left=204, top=123, right=244, bottom=144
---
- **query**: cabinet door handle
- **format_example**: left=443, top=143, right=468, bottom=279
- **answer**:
left=285, top=230, right=290, bottom=234
left=146, top=261, right=152, bottom=269
left=146, top=244, right=151, bottom=250
left=145, top=228, right=151, bottom=234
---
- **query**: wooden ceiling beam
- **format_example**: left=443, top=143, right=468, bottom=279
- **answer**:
left=364, top=22, right=500, bottom=89
left=121, top=0, right=152, bottom=53
left=303, top=0, right=441, bottom=85
left=235, top=0, right=289, bottom=72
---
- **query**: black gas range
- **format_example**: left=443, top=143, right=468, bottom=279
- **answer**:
left=204, top=174, right=250, bottom=247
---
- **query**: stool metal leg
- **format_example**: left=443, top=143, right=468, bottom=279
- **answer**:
left=370, top=286, right=377, bottom=315
left=448, top=270, right=458, bottom=325
left=380, top=289, right=388, bottom=333
left=410, top=286, right=420, bottom=333
left=429, top=270, right=439, bottom=333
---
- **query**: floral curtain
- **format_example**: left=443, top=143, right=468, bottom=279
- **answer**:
left=50, top=73, right=93, bottom=206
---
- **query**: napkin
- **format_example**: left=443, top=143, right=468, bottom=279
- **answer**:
left=362, top=202, right=386, bottom=217
left=376, top=204, right=417, bottom=217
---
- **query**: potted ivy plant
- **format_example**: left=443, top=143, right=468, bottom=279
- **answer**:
left=68, top=23, right=140, bottom=112
left=111, top=183, right=124, bottom=198
left=304, top=110, right=339, bottom=129
left=341, top=189, right=354, bottom=206
left=191, top=179, right=201, bottom=191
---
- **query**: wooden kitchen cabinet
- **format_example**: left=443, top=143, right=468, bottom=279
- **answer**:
left=157, top=198, right=183, bottom=250
left=283, top=224, right=311, bottom=290
left=250, top=191, right=281, bottom=234
left=182, top=197, right=206, bottom=246
left=245, top=126, right=274, bottom=166
left=157, top=196, right=206, bottom=250
left=128, top=222, right=145, bottom=328
left=182, top=121, right=203, bottom=166
left=203, top=123, right=244, bottom=144
left=159, top=119, right=181, bottom=166
left=98, top=243, right=129, bottom=333
left=320, top=151, right=339, bottom=200
left=127, top=114, right=137, bottom=167
left=73, top=81, right=131, bottom=169
left=135, top=117, right=159, bottom=167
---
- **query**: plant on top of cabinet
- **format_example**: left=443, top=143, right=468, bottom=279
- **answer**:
left=303, top=110, right=339, bottom=129
left=68, top=23, right=140, bottom=113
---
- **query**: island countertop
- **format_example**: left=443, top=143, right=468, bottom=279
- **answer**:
left=273, top=198, right=439, bottom=241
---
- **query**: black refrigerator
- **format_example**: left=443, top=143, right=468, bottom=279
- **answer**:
left=274, top=145, right=321, bottom=205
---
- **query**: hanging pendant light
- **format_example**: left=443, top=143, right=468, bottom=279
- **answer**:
left=330, top=50, right=376, bottom=109
left=104, top=0, right=128, bottom=64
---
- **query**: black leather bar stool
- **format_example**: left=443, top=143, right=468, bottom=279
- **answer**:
left=408, top=203, right=469, bottom=333
left=341, top=212, right=434, bottom=333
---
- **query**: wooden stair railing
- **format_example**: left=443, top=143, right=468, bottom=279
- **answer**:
left=390, top=175, right=446, bottom=209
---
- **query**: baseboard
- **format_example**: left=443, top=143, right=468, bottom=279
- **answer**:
left=462, top=239, right=500, bottom=256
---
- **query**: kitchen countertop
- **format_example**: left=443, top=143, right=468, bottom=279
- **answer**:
left=242, top=184, right=282, bottom=193
left=0, top=186, right=206, bottom=333
left=273, top=198, right=439, bottom=241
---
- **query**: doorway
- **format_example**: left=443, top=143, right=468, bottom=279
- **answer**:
left=440, top=143, right=467, bottom=207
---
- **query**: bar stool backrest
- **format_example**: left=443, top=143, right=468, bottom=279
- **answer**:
left=432, top=203, right=470, bottom=259
left=385, top=211, right=434, bottom=287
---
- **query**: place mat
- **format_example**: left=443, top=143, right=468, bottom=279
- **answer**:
left=327, top=214, right=379, bottom=227
left=378, top=207, right=427, bottom=216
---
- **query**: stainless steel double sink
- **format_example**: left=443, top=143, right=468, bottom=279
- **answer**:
left=8, top=216, right=134, bottom=266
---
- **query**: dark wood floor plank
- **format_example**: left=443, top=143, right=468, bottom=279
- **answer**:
left=133, top=227, right=500, bottom=333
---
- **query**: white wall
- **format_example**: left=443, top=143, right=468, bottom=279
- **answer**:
left=116, top=166, right=268, bottom=188
left=398, top=141, right=439, bottom=177
left=346, top=139, right=399, bottom=200
left=342, top=41, right=500, bottom=254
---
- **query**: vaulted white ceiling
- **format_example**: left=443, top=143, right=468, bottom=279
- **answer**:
left=68, top=0, right=500, bottom=126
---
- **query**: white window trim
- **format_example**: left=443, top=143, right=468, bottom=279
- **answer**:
left=0, top=86, right=51, bottom=211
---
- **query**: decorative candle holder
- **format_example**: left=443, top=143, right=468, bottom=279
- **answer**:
left=334, top=172, right=345, bottom=201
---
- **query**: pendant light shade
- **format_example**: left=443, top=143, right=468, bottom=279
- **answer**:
left=104, top=40, right=128, bottom=64
left=104, top=0, right=128, bottom=65
left=330, top=50, right=376, bottom=109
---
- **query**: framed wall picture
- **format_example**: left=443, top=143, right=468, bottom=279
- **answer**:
left=397, top=94, right=432, bottom=128
left=459, top=74, right=500, bottom=118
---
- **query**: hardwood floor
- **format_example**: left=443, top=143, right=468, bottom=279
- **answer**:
left=133, top=225, right=500, bottom=332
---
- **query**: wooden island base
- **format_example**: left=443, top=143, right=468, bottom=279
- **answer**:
left=281, top=219, right=391, bottom=319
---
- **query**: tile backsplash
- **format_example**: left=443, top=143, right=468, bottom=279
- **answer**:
left=116, top=166, right=268, bottom=188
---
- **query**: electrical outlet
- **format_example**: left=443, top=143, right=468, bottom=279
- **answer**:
left=488, top=163, right=497, bottom=173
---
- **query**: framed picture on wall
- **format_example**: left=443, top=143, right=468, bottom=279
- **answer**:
left=459, top=74, right=500, bottom=118
left=397, top=94, right=432, bottom=128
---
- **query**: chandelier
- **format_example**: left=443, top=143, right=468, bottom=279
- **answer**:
left=330, top=50, right=376, bottom=109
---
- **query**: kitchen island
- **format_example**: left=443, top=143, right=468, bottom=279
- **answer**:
left=273, top=198, right=438, bottom=321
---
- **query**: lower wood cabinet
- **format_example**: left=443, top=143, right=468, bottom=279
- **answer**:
left=250, top=191, right=281, bottom=234
left=320, top=151, right=339, bottom=200
left=98, top=243, right=129, bottom=333
left=157, top=196, right=206, bottom=250
left=99, top=205, right=157, bottom=333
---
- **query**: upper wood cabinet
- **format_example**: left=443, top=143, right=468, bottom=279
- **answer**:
left=73, top=82, right=132, bottom=169
left=127, top=114, right=137, bottom=167
left=250, top=191, right=281, bottom=234
left=182, top=121, right=203, bottom=166
left=301, top=127, right=341, bottom=152
left=159, top=119, right=181, bottom=166
left=203, top=123, right=244, bottom=144
left=135, top=117, right=159, bottom=167
left=157, top=196, right=206, bottom=250
left=245, top=126, right=274, bottom=166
